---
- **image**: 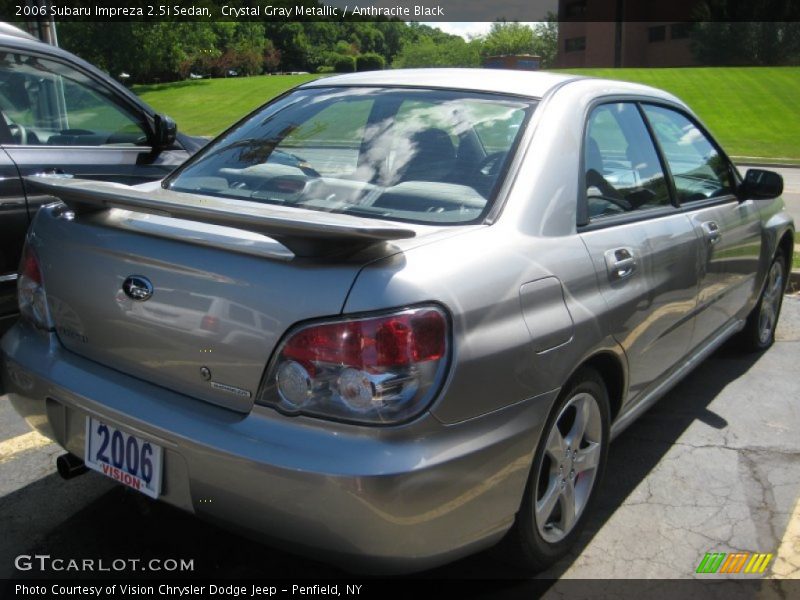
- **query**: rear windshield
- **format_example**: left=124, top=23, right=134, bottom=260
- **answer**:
left=166, top=87, right=536, bottom=225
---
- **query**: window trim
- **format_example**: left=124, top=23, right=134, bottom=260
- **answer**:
left=578, top=95, right=743, bottom=230
left=577, top=98, right=677, bottom=228
left=638, top=101, right=742, bottom=210
left=578, top=204, right=683, bottom=232
left=635, top=102, right=679, bottom=208
left=0, top=47, right=152, bottom=149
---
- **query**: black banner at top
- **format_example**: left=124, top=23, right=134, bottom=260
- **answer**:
left=1, top=0, right=800, bottom=22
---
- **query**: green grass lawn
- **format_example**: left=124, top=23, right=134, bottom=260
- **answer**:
left=134, top=68, right=800, bottom=161
left=555, top=67, right=800, bottom=162
left=133, top=74, right=322, bottom=137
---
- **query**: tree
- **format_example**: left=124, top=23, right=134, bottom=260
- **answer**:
left=532, top=15, right=559, bottom=68
left=333, top=55, right=356, bottom=73
left=264, top=22, right=312, bottom=71
left=374, top=21, right=407, bottom=63
left=393, top=37, right=481, bottom=68
left=690, top=22, right=800, bottom=65
left=689, top=0, right=800, bottom=65
left=481, top=22, right=536, bottom=57
left=60, top=22, right=217, bottom=82
left=356, top=52, right=385, bottom=71
left=263, top=39, right=282, bottom=73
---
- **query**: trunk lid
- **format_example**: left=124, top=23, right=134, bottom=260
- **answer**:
left=29, top=180, right=422, bottom=413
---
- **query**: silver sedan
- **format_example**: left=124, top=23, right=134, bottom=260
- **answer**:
left=1, top=69, right=793, bottom=573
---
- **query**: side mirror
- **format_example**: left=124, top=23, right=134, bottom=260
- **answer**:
left=739, top=168, right=783, bottom=200
left=153, top=113, right=177, bottom=149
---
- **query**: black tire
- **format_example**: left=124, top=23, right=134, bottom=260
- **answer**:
left=737, top=253, right=787, bottom=353
left=498, top=366, right=610, bottom=573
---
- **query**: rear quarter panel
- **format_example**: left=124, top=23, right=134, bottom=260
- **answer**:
left=344, top=225, right=620, bottom=425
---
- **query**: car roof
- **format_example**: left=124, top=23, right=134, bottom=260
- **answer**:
left=301, top=68, right=578, bottom=98
left=301, top=68, right=681, bottom=104
left=0, top=23, right=37, bottom=41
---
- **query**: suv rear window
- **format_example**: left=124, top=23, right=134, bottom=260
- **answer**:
left=166, top=87, right=536, bottom=225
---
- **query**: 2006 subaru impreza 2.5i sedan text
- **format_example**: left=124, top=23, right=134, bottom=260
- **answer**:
left=1, top=69, right=794, bottom=573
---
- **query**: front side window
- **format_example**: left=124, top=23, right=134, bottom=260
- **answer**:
left=584, top=102, right=671, bottom=220
left=167, top=87, right=535, bottom=225
left=642, top=105, right=735, bottom=202
left=0, top=52, right=148, bottom=146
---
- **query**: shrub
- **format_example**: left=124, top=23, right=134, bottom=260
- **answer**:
left=356, top=52, right=385, bottom=72
left=332, top=55, right=356, bottom=73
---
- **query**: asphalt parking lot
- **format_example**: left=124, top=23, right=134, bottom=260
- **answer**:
left=1, top=294, right=799, bottom=584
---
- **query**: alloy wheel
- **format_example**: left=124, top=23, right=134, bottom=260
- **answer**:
left=758, top=259, right=784, bottom=345
left=534, top=392, right=603, bottom=544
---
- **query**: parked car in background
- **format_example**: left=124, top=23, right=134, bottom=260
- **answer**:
left=1, top=69, right=793, bottom=573
left=0, top=24, right=205, bottom=334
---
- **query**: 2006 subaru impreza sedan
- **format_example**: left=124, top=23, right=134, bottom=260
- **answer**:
left=1, top=69, right=793, bottom=573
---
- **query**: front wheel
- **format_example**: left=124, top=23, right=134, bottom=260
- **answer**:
left=499, top=367, right=610, bottom=572
left=738, top=253, right=786, bottom=352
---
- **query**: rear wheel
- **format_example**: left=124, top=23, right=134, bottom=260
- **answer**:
left=738, top=253, right=786, bottom=352
left=499, top=367, right=610, bottom=572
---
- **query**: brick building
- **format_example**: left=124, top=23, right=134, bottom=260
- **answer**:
left=556, top=0, right=699, bottom=68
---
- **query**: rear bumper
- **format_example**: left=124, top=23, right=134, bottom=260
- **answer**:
left=1, top=322, right=555, bottom=573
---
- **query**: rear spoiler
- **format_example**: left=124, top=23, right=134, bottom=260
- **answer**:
left=26, top=176, right=416, bottom=257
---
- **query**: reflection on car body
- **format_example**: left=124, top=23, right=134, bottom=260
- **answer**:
left=0, top=69, right=794, bottom=574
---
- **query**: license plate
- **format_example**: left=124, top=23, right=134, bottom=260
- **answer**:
left=84, top=417, right=162, bottom=499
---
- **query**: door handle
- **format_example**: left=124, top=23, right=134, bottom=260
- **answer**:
left=701, top=221, right=722, bottom=245
left=604, top=247, right=636, bottom=281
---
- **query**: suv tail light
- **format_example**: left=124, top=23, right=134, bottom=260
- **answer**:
left=18, top=242, right=54, bottom=330
left=258, top=306, right=449, bottom=425
left=200, top=315, right=220, bottom=332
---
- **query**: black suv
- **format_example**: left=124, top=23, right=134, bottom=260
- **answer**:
left=0, top=24, right=204, bottom=333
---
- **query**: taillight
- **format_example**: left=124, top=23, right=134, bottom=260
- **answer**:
left=258, top=306, right=449, bottom=425
left=18, top=242, right=54, bottom=330
left=200, top=315, right=220, bottom=332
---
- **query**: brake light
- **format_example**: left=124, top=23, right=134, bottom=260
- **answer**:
left=258, top=306, right=449, bottom=424
left=18, top=242, right=54, bottom=330
left=201, top=315, right=220, bottom=332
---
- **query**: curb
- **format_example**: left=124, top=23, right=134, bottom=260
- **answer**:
left=732, top=158, right=800, bottom=169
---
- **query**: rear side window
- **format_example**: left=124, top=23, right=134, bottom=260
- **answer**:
left=641, top=105, right=735, bottom=202
left=584, top=102, right=671, bottom=220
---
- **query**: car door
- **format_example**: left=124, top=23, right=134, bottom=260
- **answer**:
left=578, top=101, right=700, bottom=401
left=0, top=146, right=26, bottom=333
left=0, top=49, right=182, bottom=216
left=0, top=48, right=186, bottom=327
left=641, top=104, right=763, bottom=350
